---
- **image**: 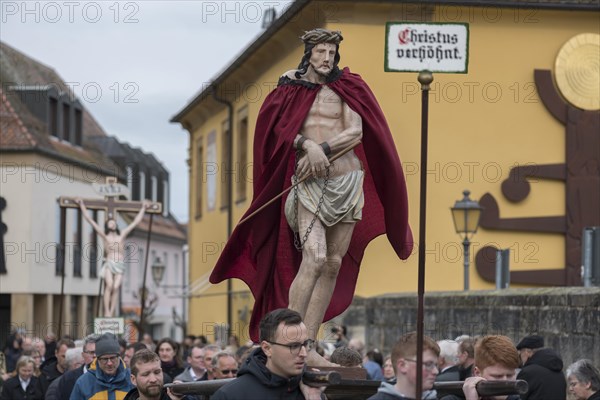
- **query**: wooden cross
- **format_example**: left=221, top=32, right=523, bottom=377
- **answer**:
left=58, top=177, right=162, bottom=219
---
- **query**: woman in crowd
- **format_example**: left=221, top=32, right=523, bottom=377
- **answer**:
left=0, top=356, right=42, bottom=400
left=21, top=349, right=42, bottom=377
left=155, top=338, right=184, bottom=380
left=383, top=355, right=396, bottom=383
left=566, top=359, right=600, bottom=400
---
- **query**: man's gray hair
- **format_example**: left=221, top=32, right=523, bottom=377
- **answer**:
left=204, top=344, right=222, bottom=355
left=438, top=340, right=459, bottom=365
left=65, top=347, right=84, bottom=370
left=211, top=351, right=237, bottom=369
left=84, top=334, right=100, bottom=346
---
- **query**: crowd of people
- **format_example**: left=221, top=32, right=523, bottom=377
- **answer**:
left=1, top=321, right=598, bottom=400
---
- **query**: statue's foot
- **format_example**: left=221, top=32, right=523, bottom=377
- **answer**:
left=306, top=349, right=339, bottom=368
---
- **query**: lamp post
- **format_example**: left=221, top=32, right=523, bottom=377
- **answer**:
left=451, top=190, right=483, bottom=291
left=151, top=257, right=166, bottom=287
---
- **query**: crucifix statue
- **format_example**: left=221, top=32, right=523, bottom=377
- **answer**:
left=59, top=177, right=162, bottom=317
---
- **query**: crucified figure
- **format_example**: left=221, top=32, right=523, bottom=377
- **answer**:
left=282, top=29, right=363, bottom=365
left=76, top=198, right=150, bottom=317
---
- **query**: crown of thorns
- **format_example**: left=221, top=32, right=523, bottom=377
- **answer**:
left=300, top=29, right=343, bottom=45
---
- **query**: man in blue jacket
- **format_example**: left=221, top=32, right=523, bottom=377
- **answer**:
left=70, top=332, right=133, bottom=400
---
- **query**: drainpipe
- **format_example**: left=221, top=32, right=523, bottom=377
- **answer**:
left=212, top=87, right=234, bottom=340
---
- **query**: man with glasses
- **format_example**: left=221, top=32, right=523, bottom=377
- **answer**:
left=368, top=332, right=440, bottom=400
left=70, top=333, right=133, bottom=400
left=211, top=308, right=325, bottom=399
left=211, top=352, right=238, bottom=380
left=57, top=334, right=98, bottom=400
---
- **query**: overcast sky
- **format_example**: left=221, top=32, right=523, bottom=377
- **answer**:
left=1, top=0, right=292, bottom=222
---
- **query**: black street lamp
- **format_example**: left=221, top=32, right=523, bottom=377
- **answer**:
left=451, top=190, right=483, bottom=291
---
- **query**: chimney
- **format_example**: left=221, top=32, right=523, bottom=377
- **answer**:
left=261, top=7, right=277, bottom=29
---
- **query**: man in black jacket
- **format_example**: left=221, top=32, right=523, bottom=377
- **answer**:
left=516, top=335, right=566, bottom=400
left=211, top=308, right=324, bottom=399
left=56, top=334, right=99, bottom=400
left=124, top=349, right=189, bottom=400
left=37, top=337, right=75, bottom=395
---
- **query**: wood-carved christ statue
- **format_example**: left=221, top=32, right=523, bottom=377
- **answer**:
left=210, top=28, right=413, bottom=365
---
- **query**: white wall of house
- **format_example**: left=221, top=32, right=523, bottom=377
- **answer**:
left=0, top=152, right=115, bottom=335
left=1, top=153, right=106, bottom=295
left=120, top=234, right=186, bottom=342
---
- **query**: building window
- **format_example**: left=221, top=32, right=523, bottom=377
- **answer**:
left=151, top=176, right=158, bottom=202
left=87, top=295, right=95, bottom=324
left=162, top=180, right=169, bottom=217
left=73, top=208, right=82, bottom=277
left=74, top=108, right=83, bottom=146
left=163, top=252, right=168, bottom=286
left=138, top=248, right=145, bottom=280
left=70, top=295, right=80, bottom=329
left=174, top=253, right=180, bottom=286
left=139, top=171, right=146, bottom=200
left=237, top=108, right=248, bottom=203
left=126, top=166, right=134, bottom=193
left=49, top=97, right=58, bottom=137
left=62, top=103, right=70, bottom=141
left=195, top=138, right=203, bottom=219
left=221, top=119, right=231, bottom=210
left=56, top=206, right=66, bottom=276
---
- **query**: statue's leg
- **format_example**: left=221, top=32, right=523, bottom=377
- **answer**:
left=288, top=203, right=327, bottom=323
left=103, top=268, right=114, bottom=317
left=303, top=221, right=355, bottom=340
left=110, top=273, right=123, bottom=317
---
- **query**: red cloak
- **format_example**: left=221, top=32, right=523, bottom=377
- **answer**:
left=209, top=67, right=413, bottom=341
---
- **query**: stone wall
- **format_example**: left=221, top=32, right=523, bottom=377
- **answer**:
left=338, top=287, right=600, bottom=367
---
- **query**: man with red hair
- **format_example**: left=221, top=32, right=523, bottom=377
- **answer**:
left=462, top=336, right=521, bottom=400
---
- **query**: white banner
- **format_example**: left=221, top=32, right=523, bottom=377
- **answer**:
left=385, top=22, right=469, bottom=73
left=94, top=317, right=125, bottom=335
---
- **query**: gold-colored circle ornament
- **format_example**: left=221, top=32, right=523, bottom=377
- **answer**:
left=554, top=33, right=600, bottom=111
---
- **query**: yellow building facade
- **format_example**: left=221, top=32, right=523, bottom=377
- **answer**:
left=172, top=1, right=600, bottom=340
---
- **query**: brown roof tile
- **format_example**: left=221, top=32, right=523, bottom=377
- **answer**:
left=0, top=42, right=121, bottom=175
left=0, top=89, right=36, bottom=148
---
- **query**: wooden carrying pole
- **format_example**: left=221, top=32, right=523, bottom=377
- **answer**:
left=167, top=378, right=528, bottom=397
left=238, top=140, right=361, bottom=225
left=433, top=380, right=529, bottom=397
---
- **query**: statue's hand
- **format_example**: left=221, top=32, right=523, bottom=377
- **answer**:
left=302, top=140, right=330, bottom=178
left=143, top=200, right=152, bottom=209
left=299, top=379, right=326, bottom=400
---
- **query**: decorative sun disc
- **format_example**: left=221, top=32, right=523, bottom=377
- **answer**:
left=554, top=33, right=600, bottom=111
